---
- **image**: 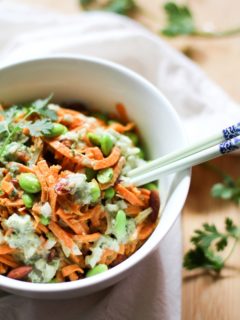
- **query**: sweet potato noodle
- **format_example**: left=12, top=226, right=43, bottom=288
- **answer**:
left=0, top=96, right=160, bottom=283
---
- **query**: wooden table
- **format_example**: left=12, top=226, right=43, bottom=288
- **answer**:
left=11, top=1, right=240, bottom=319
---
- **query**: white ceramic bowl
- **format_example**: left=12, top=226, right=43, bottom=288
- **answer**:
left=0, top=56, right=190, bottom=299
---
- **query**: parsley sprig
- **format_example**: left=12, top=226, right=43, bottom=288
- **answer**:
left=161, top=2, right=240, bottom=38
left=211, top=175, right=240, bottom=205
left=0, top=95, right=55, bottom=160
left=184, top=218, right=240, bottom=272
left=80, top=0, right=136, bottom=15
left=184, top=169, right=240, bottom=273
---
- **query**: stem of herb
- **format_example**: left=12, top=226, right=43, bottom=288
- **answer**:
left=192, top=27, right=240, bottom=38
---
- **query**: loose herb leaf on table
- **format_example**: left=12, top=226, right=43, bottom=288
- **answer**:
left=161, top=2, right=195, bottom=37
left=80, top=0, right=136, bottom=15
left=211, top=175, right=240, bottom=204
left=161, top=1, right=240, bottom=38
left=184, top=218, right=240, bottom=272
left=184, top=170, right=240, bottom=273
left=104, top=0, right=136, bottom=15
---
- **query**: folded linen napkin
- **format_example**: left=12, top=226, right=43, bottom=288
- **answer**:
left=0, top=2, right=239, bottom=320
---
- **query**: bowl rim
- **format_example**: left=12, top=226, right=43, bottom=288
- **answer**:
left=0, top=54, right=191, bottom=293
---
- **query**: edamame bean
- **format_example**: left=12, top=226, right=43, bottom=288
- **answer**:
left=86, top=264, right=108, bottom=277
left=143, top=183, right=158, bottom=191
left=100, top=134, right=113, bottom=156
left=87, top=132, right=101, bottom=146
left=113, top=210, right=127, bottom=241
left=45, top=123, right=68, bottom=138
left=97, top=168, right=113, bottom=184
left=85, top=168, right=96, bottom=182
left=22, top=193, right=35, bottom=208
left=104, top=187, right=115, bottom=200
left=40, top=215, right=50, bottom=226
left=125, top=132, right=139, bottom=145
left=89, top=180, right=101, bottom=202
left=18, top=173, right=41, bottom=194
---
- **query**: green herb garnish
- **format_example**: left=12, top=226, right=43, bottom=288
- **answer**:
left=27, top=94, right=57, bottom=121
left=0, top=95, right=55, bottom=160
left=20, top=119, right=54, bottom=137
left=211, top=175, right=240, bottom=205
left=161, top=1, right=240, bottom=38
left=161, top=2, right=195, bottom=37
left=80, top=0, right=136, bottom=15
left=184, top=218, right=240, bottom=272
left=103, top=0, right=136, bottom=15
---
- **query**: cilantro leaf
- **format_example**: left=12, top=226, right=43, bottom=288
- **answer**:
left=39, top=108, right=57, bottom=121
left=104, top=0, right=136, bottom=15
left=31, top=95, right=53, bottom=110
left=184, top=217, right=240, bottom=273
left=211, top=175, right=240, bottom=204
left=183, top=246, right=224, bottom=272
left=161, top=2, right=195, bottom=37
left=3, top=105, right=20, bottom=122
left=225, top=217, right=239, bottom=239
left=0, top=96, right=56, bottom=160
left=0, top=105, right=24, bottom=160
left=0, top=122, right=8, bottom=135
left=80, top=0, right=136, bottom=16
left=161, top=1, right=240, bottom=38
left=21, top=119, right=54, bottom=137
left=28, top=94, right=57, bottom=121
left=0, top=105, right=21, bottom=133
left=191, top=223, right=227, bottom=251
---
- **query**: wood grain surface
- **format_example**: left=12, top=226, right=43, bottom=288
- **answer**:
left=10, top=1, right=240, bottom=319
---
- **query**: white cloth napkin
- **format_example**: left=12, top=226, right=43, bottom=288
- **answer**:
left=0, top=2, right=239, bottom=320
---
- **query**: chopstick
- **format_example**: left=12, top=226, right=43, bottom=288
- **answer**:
left=127, top=121, right=240, bottom=178
left=125, top=133, right=240, bottom=187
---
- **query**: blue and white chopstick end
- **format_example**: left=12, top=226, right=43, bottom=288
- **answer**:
left=219, top=136, right=240, bottom=154
left=222, top=123, right=240, bottom=140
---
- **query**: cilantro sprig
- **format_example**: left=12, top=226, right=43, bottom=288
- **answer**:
left=161, top=2, right=240, bottom=38
left=80, top=0, right=136, bottom=15
left=184, top=218, right=240, bottom=272
left=211, top=175, right=240, bottom=205
left=0, top=95, right=56, bottom=160
left=20, top=119, right=54, bottom=138
left=161, top=2, right=195, bottom=37
left=184, top=167, right=240, bottom=273
left=27, top=95, right=57, bottom=121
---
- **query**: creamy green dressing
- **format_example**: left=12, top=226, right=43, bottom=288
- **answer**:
left=4, top=214, right=41, bottom=260
left=28, top=258, right=60, bottom=283
left=61, top=173, right=100, bottom=205
left=85, top=235, right=120, bottom=268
